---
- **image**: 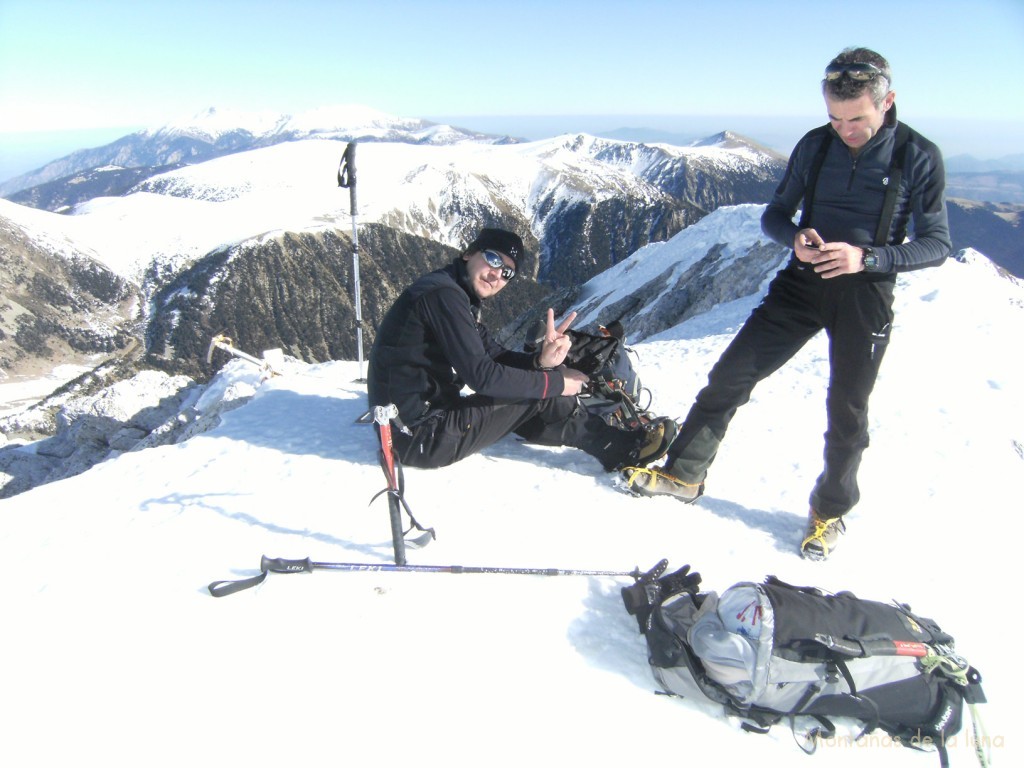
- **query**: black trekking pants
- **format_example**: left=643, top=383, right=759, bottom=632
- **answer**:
left=666, top=264, right=895, bottom=518
left=392, top=394, right=638, bottom=471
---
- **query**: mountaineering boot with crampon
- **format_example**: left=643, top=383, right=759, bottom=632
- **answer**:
left=632, top=417, right=678, bottom=467
left=800, top=509, right=846, bottom=561
left=562, top=405, right=676, bottom=472
left=620, top=462, right=704, bottom=503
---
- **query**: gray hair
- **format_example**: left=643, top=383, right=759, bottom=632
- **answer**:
left=822, top=47, right=892, bottom=107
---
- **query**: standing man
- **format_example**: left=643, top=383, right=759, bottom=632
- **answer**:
left=626, top=48, right=951, bottom=560
left=368, top=227, right=676, bottom=473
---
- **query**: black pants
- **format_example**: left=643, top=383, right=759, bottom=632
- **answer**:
left=392, top=394, right=639, bottom=471
left=667, top=264, right=895, bottom=518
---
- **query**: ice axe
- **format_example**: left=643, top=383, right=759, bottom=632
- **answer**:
left=371, top=404, right=435, bottom=565
left=206, top=333, right=283, bottom=378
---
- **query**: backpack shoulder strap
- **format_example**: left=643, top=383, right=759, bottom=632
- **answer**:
left=873, top=122, right=913, bottom=246
left=798, top=126, right=833, bottom=229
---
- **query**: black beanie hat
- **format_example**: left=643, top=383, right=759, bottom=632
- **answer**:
left=465, top=228, right=525, bottom=270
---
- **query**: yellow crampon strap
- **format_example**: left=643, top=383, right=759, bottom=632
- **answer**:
left=800, top=515, right=844, bottom=556
left=801, top=521, right=829, bottom=549
left=620, top=465, right=696, bottom=490
left=621, top=466, right=655, bottom=488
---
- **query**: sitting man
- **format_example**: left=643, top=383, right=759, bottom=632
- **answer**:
left=367, top=227, right=676, bottom=472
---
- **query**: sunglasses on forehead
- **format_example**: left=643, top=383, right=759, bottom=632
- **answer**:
left=482, top=249, right=516, bottom=281
left=824, top=61, right=887, bottom=82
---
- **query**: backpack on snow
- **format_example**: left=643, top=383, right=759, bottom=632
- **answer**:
left=527, top=320, right=654, bottom=430
left=623, top=564, right=988, bottom=767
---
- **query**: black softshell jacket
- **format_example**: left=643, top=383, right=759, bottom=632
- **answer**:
left=367, top=259, right=564, bottom=426
left=762, top=106, right=951, bottom=274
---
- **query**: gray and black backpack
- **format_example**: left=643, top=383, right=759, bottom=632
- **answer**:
left=623, top=563, right=988, bottom=767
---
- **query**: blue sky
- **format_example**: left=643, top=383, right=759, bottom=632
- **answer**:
left=1, top=0, right=1023, bottom=179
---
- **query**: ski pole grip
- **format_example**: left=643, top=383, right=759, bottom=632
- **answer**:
left=260, top=556, right=314, bottom=574
left=341, top=142, right=357, bottom=213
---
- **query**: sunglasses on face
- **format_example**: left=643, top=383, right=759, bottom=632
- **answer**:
left=824, top=61, right=886, bottom=82
left=482, top=249, right=516, bottom=281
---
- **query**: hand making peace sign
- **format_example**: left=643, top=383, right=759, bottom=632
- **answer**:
left=537, top=308, right=577, bottom=369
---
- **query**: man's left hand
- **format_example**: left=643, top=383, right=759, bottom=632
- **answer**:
left=538, top=308, right=577, bottom=368
left=810, top=242, right=866, bottom=279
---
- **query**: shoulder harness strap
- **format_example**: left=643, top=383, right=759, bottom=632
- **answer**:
left=874, top=122, right=912, bottom=246
left=798, top=127, right=832, bottom=229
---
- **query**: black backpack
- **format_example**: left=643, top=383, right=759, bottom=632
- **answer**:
left=623, top=563, right=989, bottom=767
left=560, top=322, right=653, bottom=429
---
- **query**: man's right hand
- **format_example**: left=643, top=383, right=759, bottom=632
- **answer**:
left=794, top=228, right=824, bottom=262
left=561, top=368, right=589, bottom=396
left=538, top=308, right=577, bottom=369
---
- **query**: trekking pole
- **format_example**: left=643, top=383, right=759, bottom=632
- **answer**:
left=371, top=404, right=435, bottom=565
left=208, top=555, right=644, bottom=597
left=337, top=142, right=366, bottom=383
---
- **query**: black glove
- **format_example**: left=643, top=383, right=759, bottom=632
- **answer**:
left=659, top=563, right=702, bottom=599
left=621, top=561, right=701, bottom=634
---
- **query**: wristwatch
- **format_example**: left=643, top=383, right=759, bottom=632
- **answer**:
left=861, top=247, right=878, bottom=272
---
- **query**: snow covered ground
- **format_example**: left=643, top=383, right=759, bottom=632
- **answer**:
left=1, top=246, right=1019, bottom=767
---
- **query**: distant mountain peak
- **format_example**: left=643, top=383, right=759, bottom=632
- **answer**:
left=141, top=103, right=486, bottom=145
left=690, top=130, right=781, bottom=155
left=144, top=107, right=287, bottom=142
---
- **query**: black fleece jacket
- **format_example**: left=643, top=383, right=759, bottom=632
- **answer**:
left=367, top=258, right=564, bottom=426
left=762, top=105, right=951, bottom=274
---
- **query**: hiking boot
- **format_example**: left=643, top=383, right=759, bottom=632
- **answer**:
left=800, top=509, right=846, bottom=561
left=620, top=464, right=704, bottom=503
left=632, top=417, right=678, bottom=467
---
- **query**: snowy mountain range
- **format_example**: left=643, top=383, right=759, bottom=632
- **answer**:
left=1, top=124, right=784, bottom=282
left=1, top=199, right=1019, bottom=767
left=0, top=105, right=522, bottom=199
